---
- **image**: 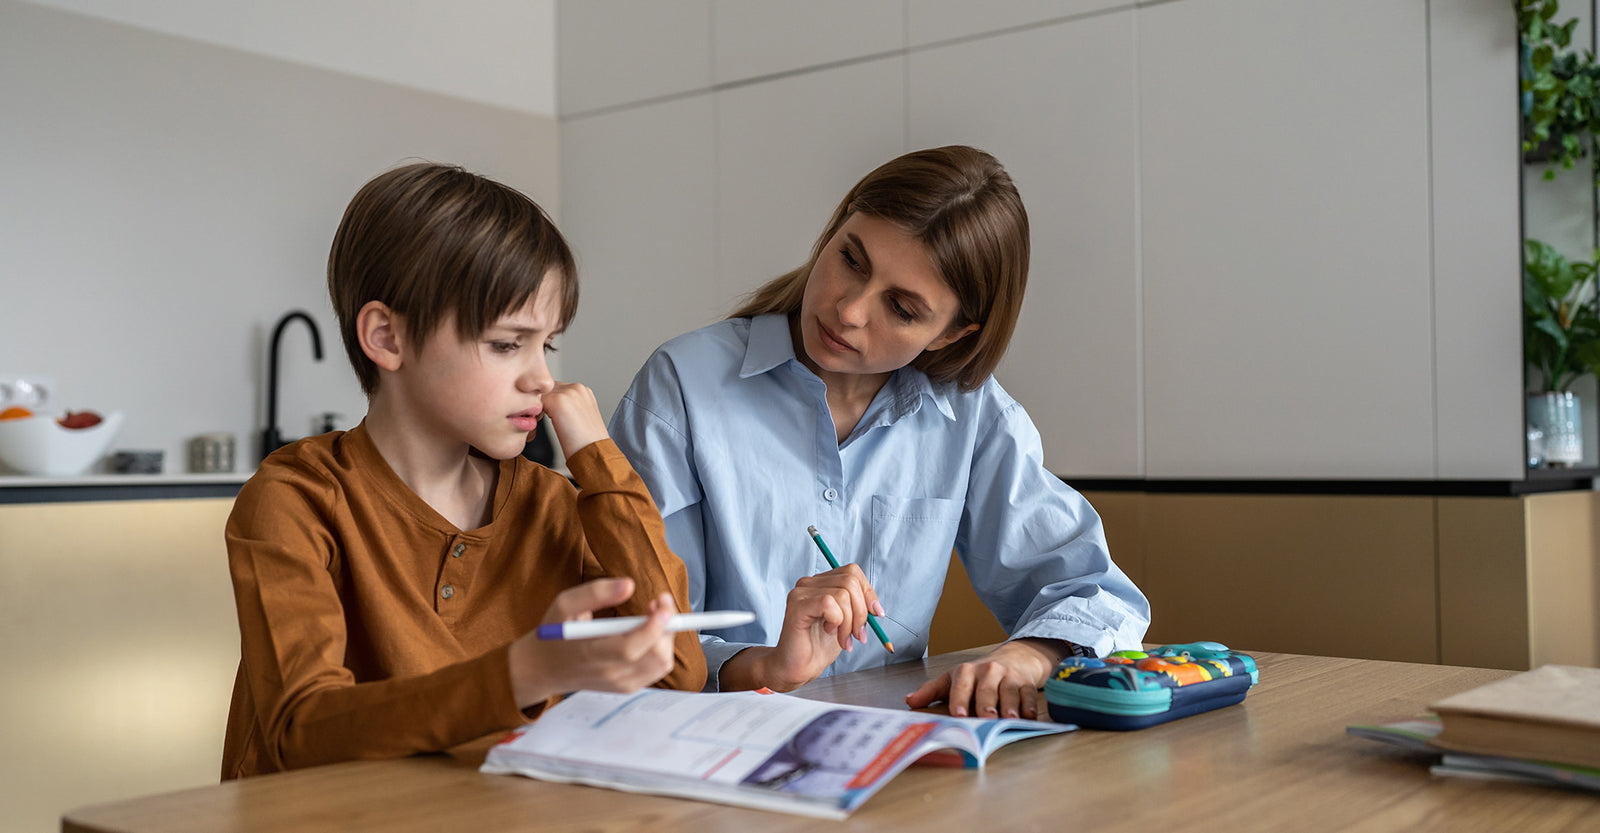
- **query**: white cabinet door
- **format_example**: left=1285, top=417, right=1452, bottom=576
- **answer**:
left=1431, top=0, right=1525, bottom=480
left=907, top=0, right=1125, bottom=47
left=560, top=95, right=721, bottom=418
left=1140, top=0, right=1435, bottom=478
left=715, top=57, right=906, bottom=306
left=909, top=10, right=1142, bottom=477
left=712, top=0, right=903, bottom=85
left=558, top=0, right=713, bottom=115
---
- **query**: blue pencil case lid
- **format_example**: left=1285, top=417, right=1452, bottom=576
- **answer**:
left=1044, top=642, right=1258, bottom=730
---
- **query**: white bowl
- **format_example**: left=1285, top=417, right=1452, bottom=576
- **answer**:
left=0, top=411, right=125, bottom=476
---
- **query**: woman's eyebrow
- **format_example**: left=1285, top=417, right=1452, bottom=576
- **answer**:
left=845, top=232, right=874, bottom=273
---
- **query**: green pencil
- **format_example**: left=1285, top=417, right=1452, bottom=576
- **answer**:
left=806, top=525, right=894, bottom=653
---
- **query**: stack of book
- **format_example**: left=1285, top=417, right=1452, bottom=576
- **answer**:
left=1347, top=664, right=1600, bottom=792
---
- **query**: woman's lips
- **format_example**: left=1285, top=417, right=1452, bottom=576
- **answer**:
left=816, top=321, right=857, bottom=354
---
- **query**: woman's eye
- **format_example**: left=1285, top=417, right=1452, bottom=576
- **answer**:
left=889, top=298, right=916, bottom=322
left=841, top=248, right=863, bottom=273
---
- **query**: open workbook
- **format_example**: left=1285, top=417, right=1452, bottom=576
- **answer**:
left=480, top=688, right=1073, bottom=819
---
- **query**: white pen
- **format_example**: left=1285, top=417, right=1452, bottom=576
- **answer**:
left=535, top=610, right=756, bottom=641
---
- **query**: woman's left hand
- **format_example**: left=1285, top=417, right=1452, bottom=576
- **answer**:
left=903, top=638, right=1069, bottom=719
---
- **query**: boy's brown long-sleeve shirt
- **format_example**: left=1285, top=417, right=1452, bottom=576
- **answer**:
left=221, top=424, right=706, bottom=779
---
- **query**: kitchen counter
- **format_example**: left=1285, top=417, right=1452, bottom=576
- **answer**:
left=0, top=472, right=251, bottom=503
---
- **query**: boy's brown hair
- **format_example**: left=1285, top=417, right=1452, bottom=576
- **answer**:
left=731, top=145, right=1029, bottom=392
left=328, top=162, right=578, bottom=395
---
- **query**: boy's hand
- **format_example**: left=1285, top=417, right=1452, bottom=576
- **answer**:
left=540, top=382, right=609, bottom=458
left=903, top=638, right=1067, bottom=719
left=508, top=577, right=677, bottom=708
left=718, top=564, right=883, bottom=692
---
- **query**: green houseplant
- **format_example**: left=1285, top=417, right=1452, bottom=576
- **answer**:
left=1525, top=239, right=1600, bottom=391
left=1520, top=0, right=1600, bottom=183
left=1520, top=0, right=1600, bottom=466
left=1523, top=238, right=1600, bottom=465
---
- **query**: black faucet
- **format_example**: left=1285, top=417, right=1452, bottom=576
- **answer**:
left=261, top=310, right=324, bottom=461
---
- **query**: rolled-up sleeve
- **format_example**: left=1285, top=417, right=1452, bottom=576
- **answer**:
left=955, top=402, right=1151, bottom=659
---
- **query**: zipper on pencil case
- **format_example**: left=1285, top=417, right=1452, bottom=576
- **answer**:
left=1042, top=680, right=1174, bottom=717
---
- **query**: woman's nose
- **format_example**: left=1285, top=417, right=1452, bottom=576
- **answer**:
left=837, top=286, right=871, bottom=328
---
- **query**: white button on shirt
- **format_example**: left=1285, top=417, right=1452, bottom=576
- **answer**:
left=609, top=314, right=1151, bottom=689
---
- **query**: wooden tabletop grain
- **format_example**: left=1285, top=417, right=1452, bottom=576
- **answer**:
left=61, top=649, right=1599, bottom=832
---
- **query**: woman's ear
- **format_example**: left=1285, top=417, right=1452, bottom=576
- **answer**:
left=357, top=301, right=404, bottom=372
left=926, top=322, right=980, bottom=352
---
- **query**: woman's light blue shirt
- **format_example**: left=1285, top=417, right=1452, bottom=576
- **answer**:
left=609, top=314, right=1150, bottom=688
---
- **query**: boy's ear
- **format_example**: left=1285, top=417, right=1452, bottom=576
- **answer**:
left=926, top=322, right=980, bottom=352
left=356, top=301, right=404, bottom=371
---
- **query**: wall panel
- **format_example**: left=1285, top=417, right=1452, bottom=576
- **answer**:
left=1139, top=0, right=1436, bottom=478
left=909, top=11, right=1142, bottom=476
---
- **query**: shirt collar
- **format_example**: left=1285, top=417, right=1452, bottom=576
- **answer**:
left=889, top=365, right=958, bottom=423
left=739, top=313, right=803, bottom=378
left=740, top=313, right=957, bottom=423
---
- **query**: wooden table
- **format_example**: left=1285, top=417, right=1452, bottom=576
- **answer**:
left=62, top=649, right=1598, bottom=832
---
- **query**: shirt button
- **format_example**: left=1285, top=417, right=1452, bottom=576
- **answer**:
left=452, top=543, right=465, bottom=558
left=823, top=488, right=838, bottom=502
left=440, top=585, right=455, bottom=600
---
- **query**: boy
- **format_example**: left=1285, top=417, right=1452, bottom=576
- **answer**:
left=222, top=162, right=706, bottom=779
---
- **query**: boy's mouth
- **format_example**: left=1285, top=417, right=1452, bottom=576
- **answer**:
left=508, top=409, right=542, bottom=432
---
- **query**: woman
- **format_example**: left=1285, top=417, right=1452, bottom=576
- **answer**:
left=609, top=146, right=1149, bottom=720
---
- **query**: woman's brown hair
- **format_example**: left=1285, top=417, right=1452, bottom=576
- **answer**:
left=327, top=162, right=578, bottom=395
left=730, top=145, right=1029, bottom=391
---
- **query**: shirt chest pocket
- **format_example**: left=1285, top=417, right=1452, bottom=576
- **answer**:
left=867, top=495, right=962, bottom=631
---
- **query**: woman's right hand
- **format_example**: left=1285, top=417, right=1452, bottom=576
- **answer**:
left=720, top=564, right=885, bottom=691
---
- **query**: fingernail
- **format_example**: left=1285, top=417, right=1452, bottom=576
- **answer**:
left=856, top=626, right=867, bottom=642
left=1006, top=710, right=1019, bottom=719
left=845, top=641, right=853, bottom=652
left=952, top=706, right=966, bottom=717
left=985, top=707, right=998, bottom=717
left=872, top=601, right=885, bottom=616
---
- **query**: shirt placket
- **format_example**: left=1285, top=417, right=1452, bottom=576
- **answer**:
left=435, top=535, right=472, bottom=624
left=801, top=372, right=849, bottom=576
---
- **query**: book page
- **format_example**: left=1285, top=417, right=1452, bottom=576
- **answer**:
left=481, top=689, right=1071, bottom=817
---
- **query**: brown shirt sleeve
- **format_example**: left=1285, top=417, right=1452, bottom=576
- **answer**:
left=564, top=440, right=708, bottom=694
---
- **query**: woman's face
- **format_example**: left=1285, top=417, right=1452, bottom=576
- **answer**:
left=797, top=212, right=978, bottom=380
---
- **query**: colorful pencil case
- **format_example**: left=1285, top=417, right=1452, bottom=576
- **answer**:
left=1043, top=642, right=1258, bottom=730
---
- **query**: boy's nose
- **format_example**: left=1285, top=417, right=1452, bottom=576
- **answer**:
left=519, top=358, right=555, bottom=393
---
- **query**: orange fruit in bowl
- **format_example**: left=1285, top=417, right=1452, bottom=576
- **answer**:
left=0, top=406, right=34, bottom=421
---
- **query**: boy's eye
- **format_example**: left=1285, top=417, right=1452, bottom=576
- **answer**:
left=489, top=340, right=520, bottom=354
left=544, top=340, right=559, bottom=354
